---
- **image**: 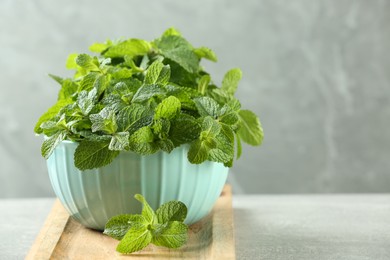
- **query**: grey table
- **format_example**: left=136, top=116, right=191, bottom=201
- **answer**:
left=1, top=195, right=390, bottom=260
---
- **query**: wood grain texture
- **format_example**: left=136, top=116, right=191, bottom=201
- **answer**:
left=26, top=185, right=235, bottom=260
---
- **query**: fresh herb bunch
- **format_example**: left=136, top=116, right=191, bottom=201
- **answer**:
left=34, top=27, right=263, bottom=170
left=104, top=194, right=188, bottom=254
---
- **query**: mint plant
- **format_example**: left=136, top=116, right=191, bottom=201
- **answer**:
left=35, top=28, right=263, bottom=170
left=104, top=194, right=188, bottom=254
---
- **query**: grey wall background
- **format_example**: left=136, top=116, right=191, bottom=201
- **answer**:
left=1, top=0, right=390, bottom=198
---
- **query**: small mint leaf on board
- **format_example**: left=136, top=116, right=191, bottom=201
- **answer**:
left=116, top=223, right=152, bottom=254
left=103, top=39, right=151, bottom=58
left=41, top=131, right=66, bottom=159
left=237, top=109, right=264, bottom=146
left=221, top=68, right=242, bottom=95
left=156, top=201, right=187, bottom=223
left=74, top=140, right=119, bottom=170
left=134, top=194, right=157, bottom=224
left=103, top=214, right=145, bottom=240
left=194, top=47, right=218, bottom=62
left=154, top=96, right=181, bottom=120
left=152, top=221, right=188, bottom=248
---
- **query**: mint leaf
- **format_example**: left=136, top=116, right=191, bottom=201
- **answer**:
left=89, top=42, right=111, bottom=53
left=156, top=201, right=187, bottom=223
left=109, top=132, right=129, bottom=151
left=116, top=224, right=152, bottom=254
left=144, top=60, right=171, bottom=85
left=197, top=75, right=210, bottom=95
left=193, top=96, right=220, bottom=118
left=117, top=104, right=153, bottom=134
left=157, top=139, right=175, bottom=153
left=187, top=139, right=209, bottom=164
left=134, top=194, right=157, bottom=224
left=155, top=35, right=198, bottom=73
left=48, top=74, right=63, bottom=85
left=66, top=53, right=78, bottom=69
left=152, top=221, right=188, bottom=248
left=132, top=84, right=166, bottom=103
left=169, top=115, right=201, bottom=146
left=34, top=99, right=73, bottom=134
left=90, top=107, right=117, bottom=134
left=155, top=96, right=181, bottom=120
left=194, top=47, right=218, bottom=62
left=237, top=110, right=264, bottom=146
left=208, top=124, right=234, bottom=164
left=41, top=131, right=66, bottom=159
left=221, top=68, right=242, bottom=95
left=219, top=104, right=239, bottom=126
left=129, top=126, right=158, bottom=155
left=76, top=54, right=100, bottom=71
left=74, top=140, right=119, bottom=170
left=235, top=132, right=242, bottom=159
left=104, top=39, right=151, bottom=58
left=162, top=27, right=182, bottom=37
left=103, top=214, right=144, bottom=240
left=79, top=72, right=99, bottom=92
left=58, top=79, right=78, bottom=100
left=77, top=88, right=97, bottom=116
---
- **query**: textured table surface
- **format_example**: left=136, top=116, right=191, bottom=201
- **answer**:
left=1, top=194, right=390, bottom=260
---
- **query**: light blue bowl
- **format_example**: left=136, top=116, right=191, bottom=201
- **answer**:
left=46, top=141, right=228, bottom=230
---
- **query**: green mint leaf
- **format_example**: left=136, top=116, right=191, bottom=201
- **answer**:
left=155, top=96, right=181, bottom=120
left=109, top=67, right=133, bottom=79
left=90, top=107, right=118, bottom=134
left=104, top=39, right=151, bottom=58
left=129, top=126, right=158, bottom=155
left=41, top=131, right=66, bottom=159
left=48, top=74, right=63, bottom=85
left=157, top=139, right=175, bottom=153
left=66, top=53, right=78, bottom=69
left=208, top=124, right=234, bottom=164
left=155, top=35, right=198, bottom=73
left=134, top=194, right=157, bottom=224
left=74, top=139, right=119, bottom=170
left=162, top=27, right=182, bottom=37
left=79, top=72, right=99, bottom=92
left=109, top=132, right=130, bottom=151
left=132, top=84, right=166, bottom=103
left=193, top=96, right=220, bottom=118
left=151, top=221, right=188, bottom=249
left=187, top=139, right=209, bottom=164
left=169, top=114, right=201, bottom=146
left=75, top=54, right=100, bottom=71
left=156, top=201, right=187, bottom=223
left=116, top=224, right=152, bottom=254
left=89, top=42, right=111, bottom=53
left=219, top=104, right=239, bottom=126
left=77, top=88, right=97, bottom=116
left=152, top=119, right=171, bottom=140
left=194, top=47, right=218, bottom=62
left=103, top=214, right=145, bottom=240
left=93, top=74, right=109, bottom=96
left=221, top=68, right=242, bottom=95
left=34, top=99, right=73, bottom=134
left=58, top=79, right=78, bottom=100
left=197, top=75, right=210, bottom=95
left=144, top=60, right=170, bottom=85
left=237, top=109, right=264, bottom=146
left=117, top=104, right=153, bottom=134
left=235, top=132, right=242, bottom=159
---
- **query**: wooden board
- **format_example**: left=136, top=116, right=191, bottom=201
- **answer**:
left=26, top=185, right=235, bottom=259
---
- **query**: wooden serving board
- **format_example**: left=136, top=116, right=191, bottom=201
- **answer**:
left=27, top=185, right=235, bottom=259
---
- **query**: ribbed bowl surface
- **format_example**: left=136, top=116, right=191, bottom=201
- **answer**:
left=46, top=141, right=228, bottom=230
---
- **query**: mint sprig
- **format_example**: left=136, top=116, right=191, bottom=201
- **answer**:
left=104, top=194, right=189, bottom=254
left=35, top=27, right=264, bottom=170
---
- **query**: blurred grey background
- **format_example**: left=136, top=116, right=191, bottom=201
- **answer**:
left=1, top=0, right=389, bottom=198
